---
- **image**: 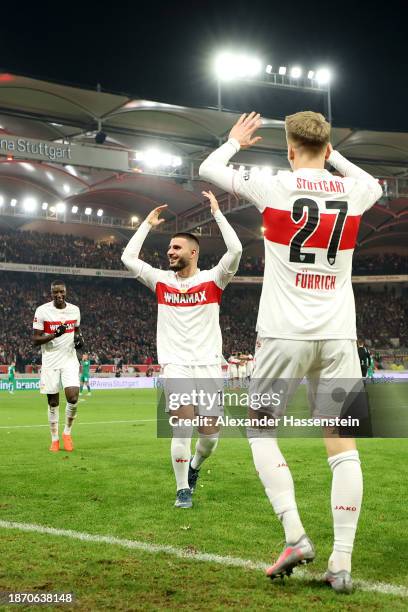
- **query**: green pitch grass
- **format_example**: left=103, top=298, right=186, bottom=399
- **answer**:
left=0, top=388, right=407, bottom=611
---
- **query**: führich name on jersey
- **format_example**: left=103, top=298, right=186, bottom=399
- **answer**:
left=296, top=178, right=345, bottom=193
left=295, top=271, right=336, bottom=291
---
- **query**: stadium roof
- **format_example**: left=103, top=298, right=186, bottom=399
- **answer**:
left=0, top=72, right=407, bottom=254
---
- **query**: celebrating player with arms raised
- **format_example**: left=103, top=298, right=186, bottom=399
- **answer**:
left=199, top=111, right=382, bottom=592
left=33, top=280, right=84, bottom=452
left=122, top=192, right=242, bottom=508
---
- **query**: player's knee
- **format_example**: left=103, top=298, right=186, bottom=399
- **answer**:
left=66, top=391, right=79, bottom=404
left=48, top=398, right=59, bottom=408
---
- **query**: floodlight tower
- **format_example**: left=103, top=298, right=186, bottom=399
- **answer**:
left=214, top=52, right=333, bottom=124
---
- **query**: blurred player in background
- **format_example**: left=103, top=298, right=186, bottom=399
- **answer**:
left=367, top=354, right=375, bottom=382
left=357, top=339, right=371, bottom=381
left=122, top=192, right=242, bottom=508
left=80, top=353, right=92, bottom=396
left=200, top=110, right=382, bottom=592
left=238, top=354, right=247, bottom=385
left=228, top=353, right=240, bottom=384
left=8, top=361, right=16, bottom=394
left=33, top=280, right=84, bottom=452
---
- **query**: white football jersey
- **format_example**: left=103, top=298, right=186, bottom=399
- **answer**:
left=122, top=211, right=242, bottom=366
left=200, top=142, right=383, bottom=340
left=33, top=301, right=80, bottom=368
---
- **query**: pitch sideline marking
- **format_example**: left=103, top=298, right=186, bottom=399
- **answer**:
left=0, top=419, right=157, bottom=430
left=0, top=520, right=407, bottom=598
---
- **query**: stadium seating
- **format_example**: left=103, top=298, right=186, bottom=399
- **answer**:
left=1, top=228, right=406, bottom=275
left=0, top=273, right=406, bottom=370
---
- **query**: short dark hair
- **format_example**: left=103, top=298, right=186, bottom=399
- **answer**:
left=171, top=232, right=200, bottom=248
left=51, top=280, right=66, bottom=289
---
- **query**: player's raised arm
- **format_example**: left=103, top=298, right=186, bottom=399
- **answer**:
left=202, top=190, right=242, bottom=284
left=199, top=113, right=273, bottom=212
left=328, top=145, right=383, bottom=210
left=121, top=204, right=168, bottom=290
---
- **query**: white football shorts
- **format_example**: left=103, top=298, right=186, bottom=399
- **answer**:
left=249, top=337, right=364, bottom=419
left=40, top=359, right=80, bottom=394
left=161, top=363, right=224, bottom=416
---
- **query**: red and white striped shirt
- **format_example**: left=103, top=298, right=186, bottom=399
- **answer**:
left=122, top=210, right=242, bottom=365
left=199, top=140, right=382, bottom=340
left=33, top=301, right=80, bottom=368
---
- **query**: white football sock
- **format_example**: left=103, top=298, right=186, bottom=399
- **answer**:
left=171, top=437, right=191, bottom=491
left=248, top=432, right=305, bottom=544
left=64, top=402, right=78, bottom=435
left=191, top=433, right=219, bottom=470
left=48, top=405, right=59, bottom=441
left=328, top=450, right=363, bottom=573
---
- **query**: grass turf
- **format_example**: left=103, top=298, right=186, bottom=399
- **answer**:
left=0, top=388, right=407, bottom=610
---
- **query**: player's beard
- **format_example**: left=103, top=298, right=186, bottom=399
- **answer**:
left=169, top=256, right=188, bottom=271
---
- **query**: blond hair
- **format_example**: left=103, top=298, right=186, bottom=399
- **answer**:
left=285, top=111, right=330, bottom=151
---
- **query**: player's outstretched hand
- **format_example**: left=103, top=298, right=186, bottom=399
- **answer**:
left=202, top=190, right=219, bottom=214
left=146, top=204, right=168, bottom=227
left=54, top=324, right=67, bottom=338
left=229, top=112, right=263, bottom=149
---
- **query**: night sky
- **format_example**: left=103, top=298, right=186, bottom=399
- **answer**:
left=1, top=0, right=407, bottom=131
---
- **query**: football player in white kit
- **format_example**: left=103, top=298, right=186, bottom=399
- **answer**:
left=121, top=191, right=242, bottom=508
left=33, top=280, right=84, bottom=452
left=199, top=111, right=382, bottom=592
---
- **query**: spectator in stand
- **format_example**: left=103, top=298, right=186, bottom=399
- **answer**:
left=0, top=273, right=406, bottom=370
left=1, top=228, right=405, bottom=277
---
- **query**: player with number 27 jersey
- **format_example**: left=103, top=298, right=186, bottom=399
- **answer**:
left=201, top=140, right=381, bottom=341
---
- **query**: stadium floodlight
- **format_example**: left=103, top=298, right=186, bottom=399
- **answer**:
left=56, top=202, right=66, bottom=213
left=10, top=198, right=17, bottom=207
left=290, top=66, right=302, bottom=79
left=172, top=156, right=182, bottom=167
left=307, top=70, right=315, bottom=80
left=316, top=68, right=331, bottom=84
left=85, top=207, right=92, bottom=215
left=261, top=226, right=266, bottom=233
left=97, top=208, right=103, bottom=217
left=131, top=215, right=139, bottom=223
left=71, top=205, right=78, bottom=213
left=266, top=64, right=273, bottom=74
left=42, top=202, right=48, bottom=210
left=278, top=66, right=287, bottom=75
left=214, top=51, right=262, bottom=81
left=63, top=184, right=70, bottom=194
left=0, top=195, right=4, bottom=206
left=23, top=197, right=37, bottom=212
left=144, top=150, right=161, bottom=168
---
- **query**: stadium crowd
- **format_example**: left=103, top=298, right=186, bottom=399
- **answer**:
left=0, top=228, right=406, bottom=276
left=0, top=273, right=406, bottom=370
